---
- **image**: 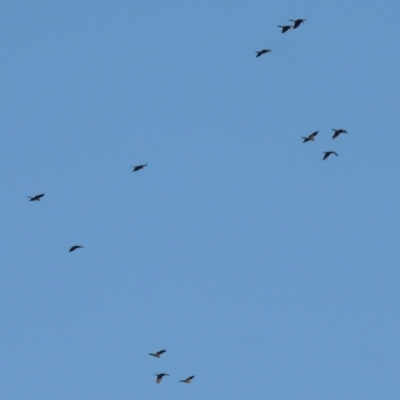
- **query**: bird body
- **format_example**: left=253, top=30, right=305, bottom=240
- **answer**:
left=323, top=151, right=338, bottom=160
left=255, top=49, right=271, bottom=57
left=278, top=25, right=292, bottom=33
left=149, top=350, right=167, bottom=358
left=69, top=245, right=84, bottom=252
left=28, top=193, right=45, bottom=201
left=289, top=19, right=306, bottom=29
left=179, top=375, right=195, bottom=383
left=302, top=131, right=318, bottom=143
left=332, top=129, right=347, bottom=139
left=132, top=164, right=147, bottom=172
left=155, top=373, right=169, bottom=384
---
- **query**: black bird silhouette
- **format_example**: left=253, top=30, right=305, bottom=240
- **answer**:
left=149, top=350, right=167, bottom=358
left=302, top=131, right=318, bottom=143
left=28, top=193, right=45, bottom=201
left=69, top=245, right=84, bottom=252
left=179, top=375, right=195, bottom=383
left=289, top=19, right=306, bottom=29
left=332, top=129, right=347, bottom=139
left=255, top=49, right=271, bottom=57
left=155, top=373, right=169, bottom=384
left=323, top=151, right=338, bottom=160
left=132, top=164, right=147, bottom=172
left=278, top=25, right=292, bottom=33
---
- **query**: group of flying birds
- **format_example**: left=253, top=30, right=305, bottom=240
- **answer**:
left=25, top=15, right=349, bottom=393
left=303, top=129, right=348, bottom=160
left=149, top=349, right=195, bottom=385
left=255, top=18, right=306, bottom=57
left=254, top=19, right=348, bottom=159
left=27, top=164, right=148, bottom=251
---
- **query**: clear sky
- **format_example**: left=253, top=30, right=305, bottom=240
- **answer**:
left=1, top=1, right=400, bottom=399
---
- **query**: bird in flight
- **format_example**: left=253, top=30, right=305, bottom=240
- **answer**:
left=28, top=193, right=45, bottom=201
left=179, top=375, right=195, bottom=383
left=69, top=245, right=84, bottom=252
left=302, top=131, right=318, bottom=143
left=255, top=49, right=271, bottom=57
left=278, top=25, right=292, bottom=33
left=289, top=19, right=306, bottom=29
left=332, top=129, right=347, bottom=139
left=149, top=350, right=167, bottom=358
left=322, top=151, right=338, bottom=160
left=155, top=373, right=169, bottom=384
left=132, top=164, right=147, bottom=172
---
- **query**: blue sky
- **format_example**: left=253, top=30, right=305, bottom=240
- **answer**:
left=1, top=1, right=400, bottom=399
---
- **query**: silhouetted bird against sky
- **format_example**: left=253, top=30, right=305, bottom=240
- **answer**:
left=255, top=49, right=271, bottom=57
left=28, top=193, right=44, bottom=201
left=155, top=373, right=169, bottom=384
left=278, top=25, right=292, bottom=33
left=323, top=151, right=338, bottom=160
left=289, top=19, right=306, bottom=29
left=149, top=350, right=167, bottom=358
left=332, top=129, right=347, bottom=139
left=132, top=164, right=147, bottom=172
left=302, top=131, right=318, bottom=143
left=179, top=375, right=195, bottom=383
left=69, top=245, right=84, bottom=252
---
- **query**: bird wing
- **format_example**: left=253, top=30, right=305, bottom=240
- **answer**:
left=37, top=193, right=45, bottom=198
left=156, top=350, right=166, bottom=356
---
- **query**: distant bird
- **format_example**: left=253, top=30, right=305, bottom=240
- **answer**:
left=179, top=375, right=195, bottom=383
left=278, top=25, right=292, bottom=33
left=322, top=151, right=338, bottom=160
left=28, top=193, right=45, bottom=201
left=255, top=49, right=271, bottom=57
left=69, top=245, right=84, bottom=252
left=289, top=19, right=306, bottom=29
left=132, top=164, right=147, bottom=172
left=155, top=373, right=169, bottom=384
left=332, top=129, right=347, bottom=139
left=149, top=350, right=167, bottom=358
left=302, top=131, right=318, bottom=143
